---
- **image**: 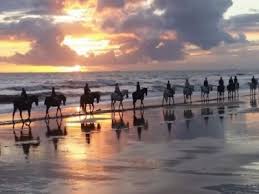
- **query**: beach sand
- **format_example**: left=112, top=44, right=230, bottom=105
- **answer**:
left=1, top=95, right=259, bottom=193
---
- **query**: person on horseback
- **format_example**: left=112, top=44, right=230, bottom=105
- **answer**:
left=229, top=77, right=234, bottom=86
left=21, top=88, right=28, bottom=99
left=84, top=83, right=91, bottom=96
left=204, top=77, right=209, bottom=88
left=136, top=82, right=141, bottom=93
left=234, top=76, right=238, bottom=85
left=167, top=81, right=171, bottom=90
left=51, top=87, right=56, bottom=97
left=114, top=83, right=122, bottom=98
left=252, top=76, right=257, bottom=86
left=219, top=77, right=224, bottom=87
left=185, top=79, right=190, bottom=88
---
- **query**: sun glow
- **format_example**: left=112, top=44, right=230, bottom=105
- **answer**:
left=63, top=36, right=110, bottom=56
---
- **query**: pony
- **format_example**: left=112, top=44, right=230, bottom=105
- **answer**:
left=200, top=85, right=213, bottom=102
left=12, top=95, right=39, bottom=123
left=80, top=92, right=101, bottom=113
left=183, top=86, right=194, bottom=103
left=44, top=94, right=66, bottom=119
left=132, top=88, right=148, bottom=109
left=111, top=90, right=129, bottom=110
left=162, top=87, right=175, bottom=106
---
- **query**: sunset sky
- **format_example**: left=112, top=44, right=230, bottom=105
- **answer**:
left=0, top=0, right=259, bottom=72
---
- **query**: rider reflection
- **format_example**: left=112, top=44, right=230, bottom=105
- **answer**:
left=45, top=118, right=67, bottom=151
left=13, top=122, right=40, bottom=159
left=133, top=110, right=148, bottom=141
left=218, top=106, right=225, bottom=120
left=201, top=107, right=213, bottom=126
left=81, top=116, right=101, bottom=144
left=112, top=112, right=129, bottom=141
left=163, top=108, right=176, bottom=136
left=184, top=109, right=194, bottom=129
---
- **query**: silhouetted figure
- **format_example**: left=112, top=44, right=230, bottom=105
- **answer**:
left=136, top=82, right=141, bottom=93
left=51, top=87, right=56, bottom=97
left=21, top=88, right=28, bottom=99
left=229, top=77, right=234, bottom=85
left=167, top=81, right=171, bottom=90
left=185, top=79, right=190, bottom=88
left=252, top=76, right=257, bottom=86
left=219, top=77, right=224, bottom=86
left=84, top=83, right=91, bottom=96
left=204, top=77, right=208, bottom=88
left=114, top=83, right=122, bottom=98
left=234, top=76, right=238, bottom=85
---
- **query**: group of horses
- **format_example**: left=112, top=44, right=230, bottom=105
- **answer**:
left=12, top=78, right=259, bottom=123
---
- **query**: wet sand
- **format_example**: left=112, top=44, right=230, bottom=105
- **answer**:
left=1, top=96, right=259, bottom=193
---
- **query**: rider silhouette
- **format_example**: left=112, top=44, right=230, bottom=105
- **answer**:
left=219, top=77, right=224, bottom=86
left=167, top=81, right=171, bottom=90
left=252, top=76, right=257, bottom=85
left=204, top=78, right=208, bottom=88
left=114, top=83, right=122, bottom=97
left=136, top=82, right=141, bottom=93
left=229, top=77, right=234, bottom=85
left=21, top=88, right=28, bottom=99
left=234, top=76, right=238, bottom=85
left=84, top=83, right=91, bottom=95
left=185, top=79, right=190, bottom=88
left=51, top=87, right=57, bottom=98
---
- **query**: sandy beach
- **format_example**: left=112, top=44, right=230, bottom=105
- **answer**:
left=0, top=95, right=259, bottom=193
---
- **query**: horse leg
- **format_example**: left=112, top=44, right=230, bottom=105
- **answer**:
left=133, top=100, right=136, bottom=109
left=28, top=109, right=31, bottom=121
left=12, top=107, right=17, bottom=123
left=45, top=107, right=49, bottom=119
left=56, top=107, right=59, bottom=118
left=19, top=109, right=24, bottom=122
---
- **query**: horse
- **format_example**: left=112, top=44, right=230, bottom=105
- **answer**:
left=200, top=85, right=213, bottom=102
left=44, top=94, right=66, bottom=119
left=227, top=83, right=235, bottom=99
left=132, top=88, right=148, bottom=109
left=183, top=86, right=194, bottom=103
left=162, top=87, right=175, bottom=106
left=80, top=92, right=101, bottom=113
left=249, top=81, right=258, bottom=96
left=217, top=85, right=225, bottom=101
left=12, top=95, right=39, bottom=123
left=111, top=90, right=129, bottom=110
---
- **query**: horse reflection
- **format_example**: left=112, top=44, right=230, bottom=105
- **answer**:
left=133, top=110, right=148, bottom=140
left=184, top=109, right=194, bottom=129
left=13, top=122, right=40, bottom=159
left=112, top=112, right=129, bottom=141
left=81, top=118, right=101, bottom=144
left=201, top=107, right=213, bottom=125
left=250, top=95, right=257, bottom=108
left=163, top=109, right=176, bottom=135
left=45, top=118, right=67, bottom=151
left=218, top=106, right=225, bottom=120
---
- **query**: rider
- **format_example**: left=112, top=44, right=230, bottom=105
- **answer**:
left=229, top=76, right=234, bottom=86
left=136, top=82, right=141, bottom=93
left=21, top=88, right=28, bottom=99
left=185, top=79, right=190, bottom=88
left=51, top=87, right=57, bottom=97
left=204, top=77, right=209, bottom=88
left=167, top=81, right=171, bottom=90
left=114, top=83, right=122, bottom=97
left=252, top=76, right=257, bottom=86
left=219, top=77, right=224, bottom=87
left=234, top=76, right=238, bottom=85
left=84, top=83, right=91, bottom=96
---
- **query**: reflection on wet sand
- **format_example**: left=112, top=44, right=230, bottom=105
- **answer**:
left=45, top=118, right=67, bottom=150
left=133, top=110, right=148, bottom=140
left=163, top=108, right=176, bottom=135
left=250, top=95, right=257, bottom=108
left=201, top=107, right=213, bottom=126
left=112, top=112, right=129, bottom=141
left=184, top=109, right=194, bottom=129
left=81, top=116, right=101, bottom=144
left=13, top=122, right=40, bottom=159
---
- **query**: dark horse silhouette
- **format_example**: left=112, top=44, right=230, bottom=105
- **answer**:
left=132, top=88, right=148, bottom=109
left=44, top=94, right=66, bottom=119
left=227, top=82, right=239, bottom=99
left=12, top=95, right=39, bottom=123
left=217, top=85, right=225, bottom=101
left=80, top=92, right=100, bottom=113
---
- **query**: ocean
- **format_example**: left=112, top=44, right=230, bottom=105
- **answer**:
left=0, top=70, right=258, bottom=114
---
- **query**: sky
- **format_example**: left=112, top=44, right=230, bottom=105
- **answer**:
left=0, top=0, right=259, bottom=72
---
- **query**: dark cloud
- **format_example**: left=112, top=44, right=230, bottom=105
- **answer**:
left=0, top=18, right=81, bottom=65
left=225, top=13, right=259, bottom=31
left=97, top=0, right=125, bottom=11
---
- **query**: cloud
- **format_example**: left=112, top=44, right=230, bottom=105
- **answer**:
left=97, top=0, right=125, bottom=11
left=0, top=18, right=81, bottom=65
